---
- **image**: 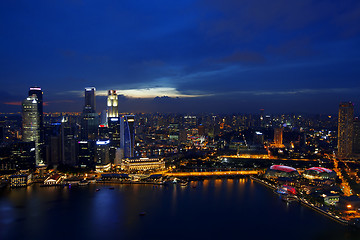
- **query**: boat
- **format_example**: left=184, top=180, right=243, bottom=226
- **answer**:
left=96, top=188, right=100, bottom=192
left=109, top=187, right=115, bottom=190
left=180, top=182, right=188, bottom=187
left=78, top=180, right=89, bottom=186
left=139, top=212, right=146, bottom=216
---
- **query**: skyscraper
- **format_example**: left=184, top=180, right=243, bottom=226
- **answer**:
left=120, top=115, right=135, bottom=158
left=81, top=87, right=99, bottom=140
left=338, top=102, right=354, bottom=159
left=107, top=90, right=118, bottom=118
left=28, top=87, right=43, bottom=142
left=353, top=118, right=360, bottom=154
left=84, top=87, right=96, bottom=112
left=274, top=128, right=283, bottom=146
left=22, top=94, right=43, bottom=166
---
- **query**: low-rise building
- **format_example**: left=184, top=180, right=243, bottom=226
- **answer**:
left=44, top=174, right=64, bottom=185
left=121, top=158, right=165, bottom=171
left=9, top=174, right=32, bottom=188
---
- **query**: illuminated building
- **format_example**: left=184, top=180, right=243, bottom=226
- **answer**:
left=81, top=87, right=99, bottom=140
left=198, top=124, right=205, bottom=136
left=78, top=140, right=95, bottom=168
left=22, top=94, right=43, bottom=166
left=169, top=123, right=179, bottom=140
left=274, top=128, right=283, bottom=145
left=84, top=87, right=96, bottom=112
left=353, top=118, right=360, bottom=154
left=302, top=167, right=337, bottom=180
left=121, top=158, right=165, bottom=171
left=96, top=140, right=110, bottom=165
left=107, top=90, right=118, bottom=118
left=9, top=174, right=32, bottom=188
left=28, top=87, right=44, bottom=142
left=338, top=102, right=354, bottom=159
left=44, top=174, right=64, bottom=185
left=265, top=165, right=300, bottom=179
left=120, top=115, right=135, bottom=158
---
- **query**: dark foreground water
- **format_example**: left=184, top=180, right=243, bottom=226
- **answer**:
left=1, top=178, right=360, bottom=240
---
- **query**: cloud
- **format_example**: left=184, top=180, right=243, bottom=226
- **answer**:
left=4, top=101, right=22, bottom=106
left=63, top=87, right=210, bottom=99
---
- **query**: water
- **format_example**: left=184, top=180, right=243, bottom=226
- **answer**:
left=1, top=178, right=359, bottom=240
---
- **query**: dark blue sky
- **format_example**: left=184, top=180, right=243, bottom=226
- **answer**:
left=1, top=0, right=360, bottom=114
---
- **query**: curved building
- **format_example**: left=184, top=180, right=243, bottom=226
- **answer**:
left=302, top=167, right=336, bottom=180
left=265, top=165, right=300, bottom=179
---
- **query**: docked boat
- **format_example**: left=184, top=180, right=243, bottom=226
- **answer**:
left=180, top=181, right=188, bottom=187
left=78, top=180, right=89, bottom=186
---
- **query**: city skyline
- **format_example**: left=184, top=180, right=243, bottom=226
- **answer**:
left=1, top=1, right=360, bottom=114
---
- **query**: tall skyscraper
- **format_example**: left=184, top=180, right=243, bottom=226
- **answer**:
left=81, top=87, right=99, bottom=140
left=107, top=90, right=118, bottom=118
left=338, top=102, right=354, bottom=159
left=120, top=115, right=135, bottom=158
left=84, top=87, right=96, bottom=112
left=353, top=118, right=360, bottom=154
left=22, top=94, right=43, bottom=166
left=28, top=87, right=43, bottom=142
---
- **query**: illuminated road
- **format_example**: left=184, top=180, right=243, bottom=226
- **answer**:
left=221, top=155, right=319, bottom=161
left=332, top=156, right=352, bottom=196
left=165, top=170, right=259, bottom=177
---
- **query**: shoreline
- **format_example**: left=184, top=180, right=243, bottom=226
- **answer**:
left=250, top=176, right=349, bottom=226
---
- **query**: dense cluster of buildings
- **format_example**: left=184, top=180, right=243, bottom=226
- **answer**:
left=1, top=88, right=360, bottom=179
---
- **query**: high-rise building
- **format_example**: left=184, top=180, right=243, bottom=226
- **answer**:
left=120, top=115, right=135, bottom=158
left=353, top=118, right=360, bottom=154
left=84, top=87, right=96, bottom=112
left=338, top=102, right=354, bottom=159
left=107, top=90, right=118, bottom=118
left=78, top=140, right=95, bottom=168
left=22, top=94, right=43, bottom=166
left=274, top=128, right=283, bottom=146
left=81, top=87, right=99, bottom=140
left=96, top=140, right=110, bottom=165
left=28, top=87, right=43, bottom=142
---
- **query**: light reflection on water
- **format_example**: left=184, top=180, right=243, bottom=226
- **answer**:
left=0, top=178, right=360, bottom=240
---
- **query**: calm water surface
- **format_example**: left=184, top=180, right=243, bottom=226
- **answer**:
left=1, top=178, right=359, bottom=240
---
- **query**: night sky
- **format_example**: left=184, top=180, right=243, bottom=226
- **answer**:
left=1, top=0, right=360, bottom=114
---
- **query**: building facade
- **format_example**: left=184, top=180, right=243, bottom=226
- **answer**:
left=22, top=94, right=43, bottom=166
left=107, top=90, right=118, bottom=118
left=120, top=115, right=135, bottom=158
left=338, top=102, right=354, bottom=159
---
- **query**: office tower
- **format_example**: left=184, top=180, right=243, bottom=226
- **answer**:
left=120, top=115, right=135, bottom=158
left=22, top=94, right=43, bottom=166
left=61, top=121, right=77, bottom=166
left=81, top=87, right=99, bottom=140
left=353, top=118, right=360, bottom=154
left=254, top=131, right=264, bottom=145
left=84, top=87, right=96, bottom=112
left=260, top=109, right=265, bottom=127
left=28, top=87, right=44, bottom=142
left=78, top=140, right=95, bottom=168
left=96, top=140, right=110, bottom=165
left=338, top=102, right=354, bottom=159
left=169, top=123, right=179, bottom=140
left=107, top=90, right=118, bottom=118
left=274, top=128, right=283, bottom=146
left=198, top=124, right=205, bottom=136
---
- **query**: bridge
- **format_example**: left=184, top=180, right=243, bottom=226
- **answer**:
left=164, top=170, right=259, bottom=177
